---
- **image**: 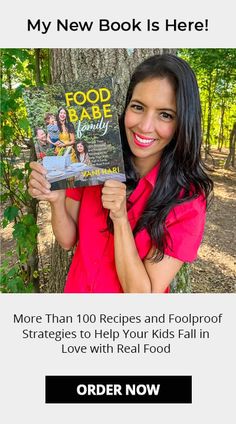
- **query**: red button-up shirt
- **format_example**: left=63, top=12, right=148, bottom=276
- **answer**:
left=64, top=162, right=206, bottom=293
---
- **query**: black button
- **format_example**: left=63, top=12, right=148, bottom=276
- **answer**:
left=45, top=375, right=192, bottom=403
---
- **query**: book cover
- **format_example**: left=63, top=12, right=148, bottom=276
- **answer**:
left=23, top=77, right=126, bottom=189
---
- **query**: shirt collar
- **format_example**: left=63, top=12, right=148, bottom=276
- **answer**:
left=142, top=161, right=161, bottom=188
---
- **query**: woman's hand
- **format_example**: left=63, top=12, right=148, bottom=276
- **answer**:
left=101, top=180, right=127, bottom=221
left=28, top=161, right=65, bottom=203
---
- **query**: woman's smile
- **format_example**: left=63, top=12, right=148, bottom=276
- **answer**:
left=133, top=132, right=158, bottom=148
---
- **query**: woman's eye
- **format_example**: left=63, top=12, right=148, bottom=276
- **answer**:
left=160, top=112, right=173, bottom=120
left=130, top=103, right=143, bottom=111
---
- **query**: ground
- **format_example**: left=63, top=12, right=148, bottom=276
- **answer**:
left=1, top=148, right=235, bottom=293
left=191, top=149, right=236, bottom=293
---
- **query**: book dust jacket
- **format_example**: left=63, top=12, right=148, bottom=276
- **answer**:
left=24, top=77, right=126, bottom=189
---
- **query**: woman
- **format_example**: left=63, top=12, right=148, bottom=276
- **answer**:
left=29, top=54, right=213, bottom=293
left=55, top=107, right=77, bottom=162
left=75, top=141, right=92, bottom=165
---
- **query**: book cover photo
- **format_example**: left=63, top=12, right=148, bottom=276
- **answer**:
left=23, top=77, right=126, bottom=190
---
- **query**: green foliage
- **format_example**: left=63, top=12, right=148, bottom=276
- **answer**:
left=3, top=205, right=20, bottom=222
left=170, top=263, right=191, bottom=293
left=178, top=49, right=236, bottom=150
left=1, top=195, right=39, bottom=293
left=0, top=260, right=34, bottom=293
left=1, top=48, right=51, bottom=293
left=46, top=149, right=56, bottom=156
left=13, top=214, right=39, bottom=258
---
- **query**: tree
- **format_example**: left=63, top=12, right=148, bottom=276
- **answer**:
left=225, top=123, right=236, bottom=169
left=178, top=49, right=236, bottom=159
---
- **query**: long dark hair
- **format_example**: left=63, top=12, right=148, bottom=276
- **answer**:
left=75, top=141, right=89, bottom=161
left=56, top=107, right=75, bottom=134
left=119, top=54, right=213, bottom=261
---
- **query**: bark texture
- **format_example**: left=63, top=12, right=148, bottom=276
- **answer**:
left=51, top=48, right=176, bottom=114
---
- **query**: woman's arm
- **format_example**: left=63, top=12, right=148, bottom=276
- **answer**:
left=113, top=216, right=183, bottom=293
left=112, top=216, right=151, bottom=292
left=50, top=196, right=80, bottom=250
left=144, top=252, right=183, bottom=293
left=29, top=162, right=80, bottom=250
left=102, top=180, right=183, bottom=293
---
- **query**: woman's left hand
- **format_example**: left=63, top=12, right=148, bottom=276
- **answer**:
left=102, top=180, right=127, bottom=221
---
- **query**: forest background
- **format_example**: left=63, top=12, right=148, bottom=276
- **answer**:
left=1, top=48, right=235, bottom=293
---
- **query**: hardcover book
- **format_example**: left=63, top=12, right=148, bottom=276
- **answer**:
left=23, top=77, right=126, bottom=190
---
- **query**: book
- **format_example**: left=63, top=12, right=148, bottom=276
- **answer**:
left=23, top=77, right=126, bottom=190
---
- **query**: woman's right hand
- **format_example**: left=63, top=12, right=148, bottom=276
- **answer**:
left=28, top=162, right=65, bottom=203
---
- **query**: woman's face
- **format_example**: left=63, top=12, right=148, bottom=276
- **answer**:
left=124, top=77, right=177, bottom=172
left=58, top=109, right=67, bottom=122
left=77, top=143, right=84, bottom=153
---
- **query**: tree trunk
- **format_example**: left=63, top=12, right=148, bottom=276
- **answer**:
left=225, top=122, right=236, bottom=169
left=35, top=49, right=41, bottom=86
left=27, top=140, right=40, bottom=292
left=50, top=48, right=175, bottom=114
left=47, top=241, right=74, bottom=293
left=205, top=74, right=213, bottom=160
left=217, top=104, right=225, bottom=152
left=48, top=48, right=188, bottom=293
